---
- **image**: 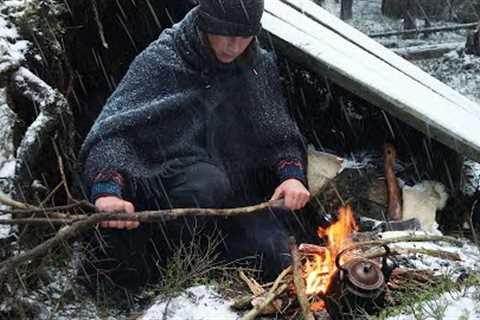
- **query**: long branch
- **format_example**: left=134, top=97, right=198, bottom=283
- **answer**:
left=344, top=234, right=464, bottom=253
left=0, top=200, right=284, bottom=278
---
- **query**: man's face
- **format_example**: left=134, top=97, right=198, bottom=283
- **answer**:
left=206, top=34, right=254, bottom=63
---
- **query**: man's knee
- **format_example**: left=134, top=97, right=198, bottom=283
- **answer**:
left=170, top=162, right=232, bottom=208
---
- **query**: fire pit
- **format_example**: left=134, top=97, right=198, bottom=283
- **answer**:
left=300, top=206, right=395, bottom=319
left=233, top=204, right=468, bottom=320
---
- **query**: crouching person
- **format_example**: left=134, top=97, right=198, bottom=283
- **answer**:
left=78, top=0, right=310, bottom=294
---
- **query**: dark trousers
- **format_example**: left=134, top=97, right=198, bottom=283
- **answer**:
left=79, top=162, right=292, bottom=291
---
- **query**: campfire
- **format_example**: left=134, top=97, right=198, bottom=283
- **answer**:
left=300, top=205, right=391, bottom=319
left=233, top=203, right=463, bottom=320
left=302, top=205, right=359, bottom=299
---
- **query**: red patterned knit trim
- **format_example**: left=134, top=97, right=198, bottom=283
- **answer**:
left=93, top=171, right=125, bottom=187
left=277, top=159, right=304, bottom=170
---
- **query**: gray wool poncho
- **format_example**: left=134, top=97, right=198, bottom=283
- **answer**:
left=79, top=7, right=306, bottom=201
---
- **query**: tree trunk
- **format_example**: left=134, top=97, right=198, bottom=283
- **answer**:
left=402, top=0, right=417, bottom=39
left=465, top=21, right=480, bottom=56
left=340, top=0, right=353, bottom=20
left=382, top=0, right=449, bottom=20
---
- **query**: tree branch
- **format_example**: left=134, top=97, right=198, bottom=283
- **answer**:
left=0, top=200, right=284, bottom=278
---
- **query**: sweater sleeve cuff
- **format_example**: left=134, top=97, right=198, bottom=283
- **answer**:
left=276, top=159, right=306, bottom=185
left=90, top=171, right=125, bottom=201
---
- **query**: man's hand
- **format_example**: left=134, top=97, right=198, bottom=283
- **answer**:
left=270, top=179, right=310, bottom=210
left=95, top=196, right=139, bottom=229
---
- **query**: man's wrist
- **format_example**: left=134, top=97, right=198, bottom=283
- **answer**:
left=90, top=171, right=125, bottom=202
left=276, top=159, right=306, bottom=185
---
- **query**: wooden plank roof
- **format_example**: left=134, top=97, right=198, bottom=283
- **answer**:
left=262, top=0, right=480, bottom=161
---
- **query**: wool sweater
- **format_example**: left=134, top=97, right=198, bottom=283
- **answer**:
left=79, top=7, right=306, bottom=201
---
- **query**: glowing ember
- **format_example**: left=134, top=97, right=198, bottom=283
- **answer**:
left=303, top=205, right=358, bottom=300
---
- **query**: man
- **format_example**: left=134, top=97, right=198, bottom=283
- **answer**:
left=79, top=0, right=309, bottom=289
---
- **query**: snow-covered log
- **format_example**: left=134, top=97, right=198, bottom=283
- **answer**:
left=369, top=22, right=478, bottom=39
left=12, top=67, right=73, bottom=190
left=393, top=42, right=464, bottom=60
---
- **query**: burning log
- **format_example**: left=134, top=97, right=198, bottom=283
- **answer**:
left=384, top=144, right=402, bottom=221
left=299, top=243, right=327, bottom=256
left=288, top=237, right=315, bottom=320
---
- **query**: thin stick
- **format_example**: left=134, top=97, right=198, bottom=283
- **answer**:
left=239, top=271, right=265, bottom=296
left=469, top=200, right=479, bottom=247
left=342, top=235, right=463, bottom=254
left=232, top=266, right=291, bottom=311
left=365, top=247, right=461, bottom=261
left=52, top=139, right=73, bottom=202
left=240, top=284, right=288, bottom=320
left=270, top=266, right=291, bottom=293
left=288, top=237, right=314, bottom=320
left=39, top=181, right=64, bottom=207
left=0, top=191, right=30, bottom=209
left=90, top=0, right=109, bottom=48
left=0, top=200, right=96, bottom=215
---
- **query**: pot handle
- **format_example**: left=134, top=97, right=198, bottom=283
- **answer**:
left=335, top=243, right=392, bottom=273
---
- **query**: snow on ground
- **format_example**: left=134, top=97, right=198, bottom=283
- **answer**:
left=0, top=88, right=17, bottom=239
left=0, top=2, right=29, bottom=69
left=386, top=287, right=480, bottom=320
left=0, top=0, right=479, bottom=319
left=380, top=231, right=480, bottom=320
left=136, top=232, right=480, bottom=320
left=140, top=286, right=239, bottom=320
left=380, top=231, right=480, bottom=274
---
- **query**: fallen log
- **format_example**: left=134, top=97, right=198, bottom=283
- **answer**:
left=12, top=67, right=74, bottom=193
left=393, top=42, right=464, bottom=60
left=369, top=22, right=478, bottom=38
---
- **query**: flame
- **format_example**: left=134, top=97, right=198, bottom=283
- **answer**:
left=303, top=205, right=358, bottom=307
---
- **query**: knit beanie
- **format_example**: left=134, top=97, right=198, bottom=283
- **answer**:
left=197, top=0, right=264, bottom=36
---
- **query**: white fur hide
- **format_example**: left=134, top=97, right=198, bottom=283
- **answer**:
left=307, top=146, right=344, bottom=196
left=402, top=181, right=448, bottom=233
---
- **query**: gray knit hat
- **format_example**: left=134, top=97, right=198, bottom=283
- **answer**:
left=197, top=0, right=264, bottom=36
